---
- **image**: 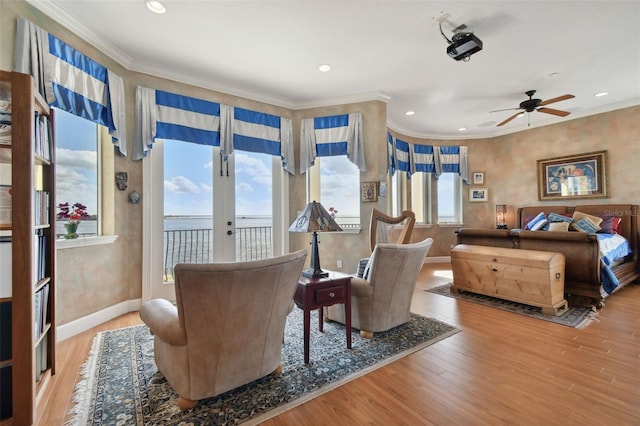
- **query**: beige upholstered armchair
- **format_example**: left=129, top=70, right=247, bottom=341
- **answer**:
left=327, top=238, right=432, bottom=338
left=140, top=250, right=307, bottom=410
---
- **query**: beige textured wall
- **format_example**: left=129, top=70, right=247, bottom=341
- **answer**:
left=2, top=1, right=639, bottom=325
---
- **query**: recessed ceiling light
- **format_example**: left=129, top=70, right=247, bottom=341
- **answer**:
left=458, top=127, right=467, bottom=132
left=548, top=72, right=560, bottom=78
left=594, top=91, right=609, bottom=97
left=146, top=0, right=167, bottom=14
left=405, top=111, right=415, bottom=116
left=318, top=64, right=332, bottom=72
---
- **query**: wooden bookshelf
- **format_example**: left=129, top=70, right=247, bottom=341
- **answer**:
left=0, top=70, right=56, bottom=425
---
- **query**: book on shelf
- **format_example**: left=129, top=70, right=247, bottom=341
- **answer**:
left=0, top=237, right=10, bottom=298
left=33, top=283, right=50, bottom=340
left=33, top=111, right=51, bottom=161
left=0, top=123, right=10, bottom=145
left=0, top=185, right=10, bottom=227
left=32, top=230, right=47, bottom=283
left=34, top=190, right=50, bottom=226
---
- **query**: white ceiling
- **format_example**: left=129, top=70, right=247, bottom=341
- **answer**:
left=27, top=0, right=640, bottom=139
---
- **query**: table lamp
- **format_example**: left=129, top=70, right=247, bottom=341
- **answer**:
left=289, top=200, right=343, bottom=278
left=496, top=204, right=508, bottom=229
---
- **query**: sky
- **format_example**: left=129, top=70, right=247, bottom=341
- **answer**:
left=163, top=140, right=361, bottom=220
left=54, top=108, right=98, bottom=217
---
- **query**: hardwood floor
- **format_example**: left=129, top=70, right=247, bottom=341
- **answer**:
left=12, top=263, right=640, bottom=425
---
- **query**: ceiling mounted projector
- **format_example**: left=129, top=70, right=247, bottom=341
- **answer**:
left=437, top=16, right=483, bottom=62
left=446, top=32, right=483, bottom=61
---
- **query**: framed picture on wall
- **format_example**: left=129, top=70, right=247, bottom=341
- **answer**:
left=361, top=181, right=378, bottom=202
left=472, top=171, right=484, bottom=185
left=469, top=187, right=488, bottom=202
left=537, top=150, right=608, bottom=200
left=378, top=181, right=387, bottom=197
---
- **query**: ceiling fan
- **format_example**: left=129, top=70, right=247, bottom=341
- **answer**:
left=491, top=90, right=575, bottom=127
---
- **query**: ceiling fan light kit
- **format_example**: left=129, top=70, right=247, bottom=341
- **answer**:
left=492, top=90, right=575, bottom=127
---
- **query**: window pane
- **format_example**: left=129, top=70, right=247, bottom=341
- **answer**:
left=316, top=156, right=360, bottom=228
left=163, top=140, right=213, bottom=218
left=437, top=173, right=456, bottom=223
left=234, top=151, right=273, bottom=261
left=54, top=108, right=98, bottom=238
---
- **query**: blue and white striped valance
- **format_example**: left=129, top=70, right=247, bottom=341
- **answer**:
left=134, top=87, right=294, bottom=174
left=232, top=108, right=294, bottom=174
left=387, top=132, right=469, bottom=182
left=394, top=137, right=411, bottom=174
left=411, top=143, right=436, bottom=175
left=155, top=89, right=221, bottom=147
left=300, top=112, right=366, bottom=173
left=15, top=18, right=127, bottom=156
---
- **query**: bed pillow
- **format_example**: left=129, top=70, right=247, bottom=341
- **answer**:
left=542, top=211, right=574, bottom=230
left=597, top=215, right=622, bottom=234
left=525, top=212, right=548, bottom=231
left=548, top=222, right=570, bottom=232
left=570, top=211, right=602, bottom=232
left=613, top=216, right=623, bottom=234
left=572, top=217, right=601, bottom=234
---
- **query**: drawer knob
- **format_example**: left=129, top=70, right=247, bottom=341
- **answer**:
left=329, top=292, right=335, bottom=298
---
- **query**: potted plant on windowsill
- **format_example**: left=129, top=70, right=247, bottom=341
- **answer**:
left=57, top=202, right=90, bottom=239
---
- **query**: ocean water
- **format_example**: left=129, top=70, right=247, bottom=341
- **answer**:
left=56, top=216, right=273, bottom=236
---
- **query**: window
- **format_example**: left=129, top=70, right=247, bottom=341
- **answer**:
left=436, top=173, right=462, bottom=223
left=394, top=172, right=462, bottom=224
left=54, top=108, right=98, bottom=238
left=54, top=108, right=109, bottom=239
left=308, top=156, right=360, bottom=229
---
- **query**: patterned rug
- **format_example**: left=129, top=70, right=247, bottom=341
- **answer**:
left=68, top=309, right=459, bottom=425
left=427, top=283, right=598, bottom=328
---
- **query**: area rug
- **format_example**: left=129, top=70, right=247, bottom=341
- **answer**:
left=427, top=283, right=597, bottom=328
left=68, top=309, right=459, bottom=425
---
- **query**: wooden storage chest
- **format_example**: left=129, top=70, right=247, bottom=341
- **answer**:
left=451, top=244, right=568, bottom=316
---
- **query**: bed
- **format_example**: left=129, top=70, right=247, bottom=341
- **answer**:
left=455, top=204, right=639, bottom=306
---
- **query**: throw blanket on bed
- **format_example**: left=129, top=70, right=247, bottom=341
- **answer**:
left=598, top=233, right=632, bottom=295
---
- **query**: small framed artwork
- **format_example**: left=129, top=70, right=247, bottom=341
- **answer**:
left=361, top=181, right=378, bottom=202
left=537, top=150, right=608, bottom=200
left=472, top=171, right=484, bottom=185
left=378, top=181, right=387, bottom=197
left=469, top=187, right=488, bottom=202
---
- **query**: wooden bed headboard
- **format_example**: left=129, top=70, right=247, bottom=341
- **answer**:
left=516, top=204, right=639, bottom=263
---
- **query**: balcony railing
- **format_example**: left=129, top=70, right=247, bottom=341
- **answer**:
left=164, top=226, right=272, bottom=281
left=163, top=222, right=360, bottom=281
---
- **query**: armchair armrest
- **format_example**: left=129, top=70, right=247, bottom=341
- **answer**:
left=350, top=277, right=373, bottom=298
left=140, top=298, right=187, bottom=346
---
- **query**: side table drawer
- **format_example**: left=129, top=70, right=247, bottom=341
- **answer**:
left=315, top=286, right=344, bottom=304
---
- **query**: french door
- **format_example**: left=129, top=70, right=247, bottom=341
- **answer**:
left=142, top=139, right=289, bottom=301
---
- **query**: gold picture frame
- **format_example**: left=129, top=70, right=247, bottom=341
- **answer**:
left=361, top=181, right=378, bottom=202
left=472, top=171, right=484, bottom=185
left=537, top=151, right=608, bottom=200
left=469, top=187, right=488, bottom=202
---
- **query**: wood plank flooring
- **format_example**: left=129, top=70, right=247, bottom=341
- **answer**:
left=7, top=263, right=639, bottom=425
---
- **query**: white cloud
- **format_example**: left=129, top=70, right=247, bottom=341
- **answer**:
left=165, top=176, right=201, bottom=193
left=236, top=182, right=253, bottom=192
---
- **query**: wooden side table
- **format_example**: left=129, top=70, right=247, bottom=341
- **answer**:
left=294, top=270, right=352, bottom=364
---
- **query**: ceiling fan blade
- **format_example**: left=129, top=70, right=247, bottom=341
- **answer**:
left=497, top=112, right=522, bottom=126
left=539, top=94, right=574, bottom=106
left=489, top=107, right=522, bottom=113
left=537, top=107, right=570, bottom=117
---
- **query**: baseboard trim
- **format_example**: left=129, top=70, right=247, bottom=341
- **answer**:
left=424, top=256, right=451, bottom=264
left=57, top=298, right=142, bottom=342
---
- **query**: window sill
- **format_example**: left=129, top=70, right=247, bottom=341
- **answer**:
left=56, top=235, right=119, bottom=249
